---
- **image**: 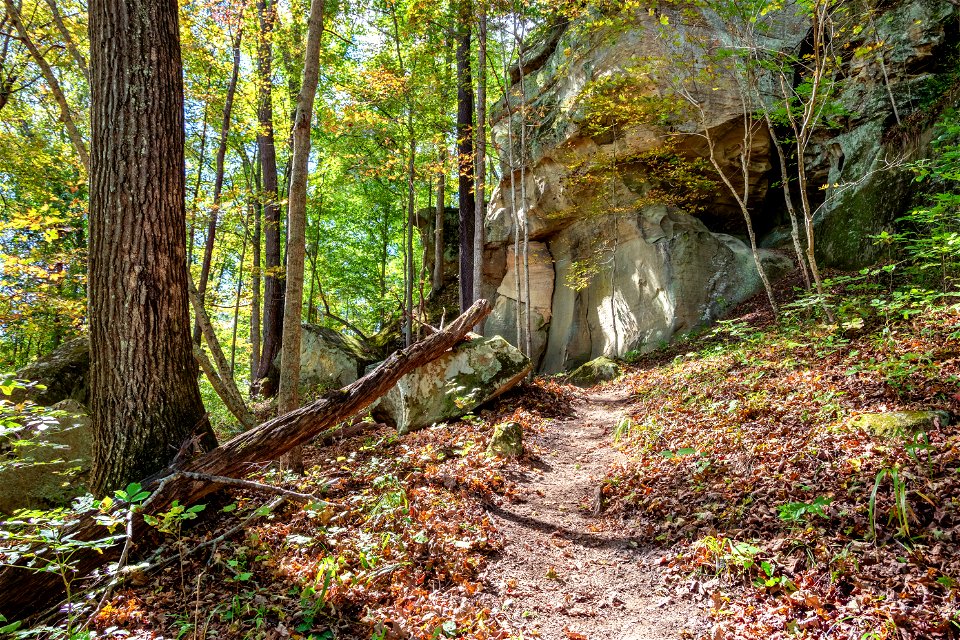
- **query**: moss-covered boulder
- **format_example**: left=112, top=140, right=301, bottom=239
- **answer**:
left=372, top=334, right=531, bottom=434
left=294, top=324, right=377, bottom=391
left=488, top=421, right=523, bottom=457
left=567, top=356, right=621, bottom=387
left=849, top=410, right=951, bottom=438
left=15, top=337, right=89, bottom=406
left=0, top=399, right=91, bottom=514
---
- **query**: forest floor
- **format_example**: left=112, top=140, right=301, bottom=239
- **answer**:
left=82, top=279, right=960, bottom=640
left=476, top=386, right=704, bottom=640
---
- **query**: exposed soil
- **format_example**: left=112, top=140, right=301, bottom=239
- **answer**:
left=478, top=385, right=707, bottom=640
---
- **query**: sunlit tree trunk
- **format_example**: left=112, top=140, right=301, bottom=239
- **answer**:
left=472, top=3, right=487, bottom=328
left=250, top=188, right=262, bottom=381
left=278, top=0, right=324, bottom=473
left=433, top=143, right=446, bottom=295
left=88, top=0, right=215, bottom=494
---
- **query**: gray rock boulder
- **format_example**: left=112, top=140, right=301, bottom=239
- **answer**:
left=281, top=324, right=376, bottom=392
left=373, top=334, right=531, bottom=434
left=567, top=356, right=621, bottom=387
left=15, top=337, right=89, bottom=406
left=849, top=410, right=951, bottom=438
left=0, top=399, right=92, bottom=514
left=488, top=421, right=524, bottom=457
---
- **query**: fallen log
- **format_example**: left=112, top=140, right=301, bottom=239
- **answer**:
left=0, top=299, right=491, bottom=621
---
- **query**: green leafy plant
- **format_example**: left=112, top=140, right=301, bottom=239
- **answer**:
left=868, top=466, right=911, bottom=540
left=778, top=496, right=833, bottom=523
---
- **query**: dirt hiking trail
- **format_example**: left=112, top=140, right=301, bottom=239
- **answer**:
left=479, top=385, right=706, bottom=640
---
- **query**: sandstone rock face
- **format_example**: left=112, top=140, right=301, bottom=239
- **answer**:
left=0, top=399, right=91, bottom=514
left=812, top=0, right=958, bottom=268
left=487, top=202, right=792, bottom=372
left=372, top=334, right=530, bottom=434
left=480, top=0, right=955, bottom=370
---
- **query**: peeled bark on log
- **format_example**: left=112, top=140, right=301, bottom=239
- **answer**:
left=0, top=300, right=491, bottom=621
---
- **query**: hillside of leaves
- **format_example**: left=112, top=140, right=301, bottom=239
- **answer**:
left=69, top=382, right=569, bottom=640
left=603, top=275, right=960, bottom=639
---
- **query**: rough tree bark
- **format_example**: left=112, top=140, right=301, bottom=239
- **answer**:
left=456, top=0, right=475, bottom=313
left=87, top=0, right=216, bottom=494
left=254, top=0, right=285, bottom=396
left=278, top=0, right=325, bottom=473
left=0, top=300, right=492, bottom=622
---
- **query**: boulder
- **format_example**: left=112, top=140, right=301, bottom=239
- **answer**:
left=372, top=334, right=531, bottom=434
left=488, top=421, right=524, bottom=457
left=0, top=399, right=92, bottom=514
left=284, top=324, right=377, bottom=392
left=849, top=410, right=951, bottom=438
left=537, top=206, right=792, bottom=373
left=15, top=337, right=89, bottom=406
left=567, top=356, right=621, bottom=387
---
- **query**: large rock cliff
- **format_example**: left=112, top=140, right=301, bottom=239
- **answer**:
left=480, top=0, right=959, bottom=372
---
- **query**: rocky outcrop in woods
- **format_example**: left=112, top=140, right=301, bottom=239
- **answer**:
left=478, top=0, right=958, bottom=372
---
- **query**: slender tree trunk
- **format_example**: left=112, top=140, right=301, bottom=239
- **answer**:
left=195, top=24, right=244, bottom=343
left=43, top=0, right=89, bottom=81
left=5, top=0, right=89, bottom=171
left=254, top=0, right=285, bottom=396
left=188, top=91, right=211, bottom=267
left=188, top=279, right=257, bottom=430
left=763, top=114, right=811, bottom=290
left=403, top=134, right=416, bottom=346
left=456, top=0, right=475, bottom=313
left=231, top=208, right=251, bottom=375
left=88, top=0, right=215, bottom=494
left=472, top=4, right=487, bottom=327
left=501, top=20, right=521, bottom=347
left=250, top=191, right=262, bottom=381
left=433, top=143, right=446, bottom=294
left=278, top=0, right=324, bottom=473
left=306, top=193, right=322, bottom=323
left=517, top=32, right=531, bottom=360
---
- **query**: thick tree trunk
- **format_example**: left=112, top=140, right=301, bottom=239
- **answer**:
left=456, top=0, right=475, bottom=313
left=278, top=0, right=325, bottom=473
left=0, top=300, right=492, bottom=622
left=254, top=0, right=285, bottom=396
left=87, top=0, right=215, bottom=494
left=195, top=25, right=244, bottom=343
